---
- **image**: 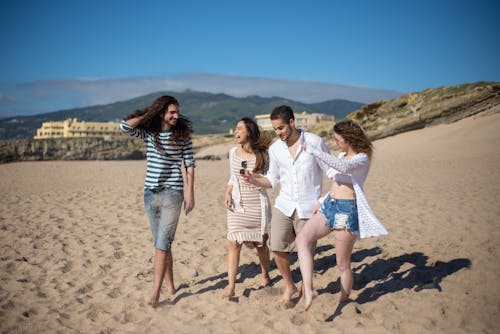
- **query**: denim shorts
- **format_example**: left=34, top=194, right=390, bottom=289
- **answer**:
left=144, top=187, right=184, bottom=251
left=319, top=194, right=359, bottom=234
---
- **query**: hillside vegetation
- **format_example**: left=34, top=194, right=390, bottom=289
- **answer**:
left=1, top=82, right=498, bottom=164
left=0, top=91, right=362, bottom=140
left=347, top=82, right=500, bottom=140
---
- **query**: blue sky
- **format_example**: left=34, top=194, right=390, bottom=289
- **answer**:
left=0, top=0, right=499, bottom=117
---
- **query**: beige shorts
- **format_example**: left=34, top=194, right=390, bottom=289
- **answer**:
left=270, top=208, right=308, bottom=252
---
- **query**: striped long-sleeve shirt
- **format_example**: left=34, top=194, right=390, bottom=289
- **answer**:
left=120, top=121, right=196, bottom=190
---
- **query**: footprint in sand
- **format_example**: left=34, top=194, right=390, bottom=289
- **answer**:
left=290, top=314, right=305, bottom=326
left=1, top=299, right=15, bottom=310
left=113, top=311, right=130, bottom=324
left=114, top=251, right=124, bottom=259
left=107, top=288, right=121, bottom=298
left=111, top=241, right=122, bottom=248
left=60, top=259, right=73, bottom=273
left=77, top=283, right=93, bottom=294
left=86, top=307, right=98, bottom=321
left=36, top=288, right=47, bottom=298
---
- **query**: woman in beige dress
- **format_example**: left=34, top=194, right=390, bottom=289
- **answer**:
left=223, top=117, right=273, bottom=298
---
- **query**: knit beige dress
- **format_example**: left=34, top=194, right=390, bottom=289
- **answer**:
left=227, top=149, right=270, bottom=246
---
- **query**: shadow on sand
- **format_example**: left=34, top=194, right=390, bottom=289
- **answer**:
left=162, top=246, right=471, bottom=318
left=320, top=250, right=471, bottom=321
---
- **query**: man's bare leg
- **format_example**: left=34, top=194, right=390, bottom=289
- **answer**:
left=148, top=248, right=167, bottom=308
left=162, top=250, right=176, bottom=295
left=273, top=251, right=298, bottom=305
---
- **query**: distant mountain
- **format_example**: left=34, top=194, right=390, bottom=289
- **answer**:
left=3, top=82, right=499, bottom=164
left=0, top=91, right=363, bottom=139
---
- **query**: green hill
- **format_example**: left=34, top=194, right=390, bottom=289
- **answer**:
left=0, top=91, right=363, bottom=139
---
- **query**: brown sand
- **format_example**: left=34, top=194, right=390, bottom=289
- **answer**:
left=1, top=113, right=499, bottom=333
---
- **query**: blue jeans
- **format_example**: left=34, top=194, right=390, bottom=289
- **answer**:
left=319, top=194, right=359, bottom=234
left=144, top=187, right=184, bottom=251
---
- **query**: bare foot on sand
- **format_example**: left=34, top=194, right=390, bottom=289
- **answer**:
left=304, top=290, right=318, bottom=311
left=147, top=293, right=160, bottom=308
left=223, top=287, right=235, bottom=299
left=280, top=285, right=298, bottom=307
left=166, top=286, right=176, bottom=295
left=261, top=274, right=271, bottom=287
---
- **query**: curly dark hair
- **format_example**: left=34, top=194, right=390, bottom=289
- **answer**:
left=239, top=117, right=273, bottom=173
left=333, top=120, right=373, bottom=159
left=124, top=95, right=193, bottom=150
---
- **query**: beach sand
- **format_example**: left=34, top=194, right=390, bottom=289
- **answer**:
left=1, top=112, right=499, bottom=333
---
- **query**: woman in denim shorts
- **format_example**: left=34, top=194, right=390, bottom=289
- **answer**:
left=296, top=120, right=387, bottom=311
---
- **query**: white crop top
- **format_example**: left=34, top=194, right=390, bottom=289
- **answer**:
left=326, top=167, right=353, bottom=185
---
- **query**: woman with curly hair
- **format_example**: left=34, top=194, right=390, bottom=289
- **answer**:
left=120, top=95, right=195, bottom=308
left=296, top=119, right=388, bottom=311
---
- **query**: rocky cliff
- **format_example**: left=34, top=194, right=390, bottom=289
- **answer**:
left=0, top=137, right=146, bottom=163
left=348, top=82, right=500, bottom=140
left=0, top=134, right=233, bottom=164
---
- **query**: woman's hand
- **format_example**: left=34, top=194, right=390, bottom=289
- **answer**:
left=224, top=191, right=234, bottom=212
left=243, top=171, right=260, bottom=184
left=243, top=171, right=272, bottom=189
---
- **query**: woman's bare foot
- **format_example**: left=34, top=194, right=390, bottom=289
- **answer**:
left=223, top=287, right=235, bottom=299
left=166, top=286, right=176, bottom=295
left=304, top=290, right=318, bottom=311
left=280, top=285, right=298, bottom=307
left=147, top=293, right=160, bottom=308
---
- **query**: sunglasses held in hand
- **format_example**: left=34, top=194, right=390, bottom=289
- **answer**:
left=239, top=160, right=247, bottom=175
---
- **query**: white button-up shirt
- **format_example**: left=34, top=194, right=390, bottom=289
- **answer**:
left=265, top=130, right=329, bottom=219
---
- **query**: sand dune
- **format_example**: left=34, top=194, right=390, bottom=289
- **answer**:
left=1, top=112, right=499, bottom=333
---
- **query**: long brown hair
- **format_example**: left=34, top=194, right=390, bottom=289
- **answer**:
left=333, top=120, right=373, bottom=159
left=239, top=117, right=273, bottom=173
left=124, top=95, right=193, bottom=150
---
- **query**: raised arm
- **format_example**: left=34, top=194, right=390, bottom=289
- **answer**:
left=315, top=138, right=332, bottom=172
left=124, top=115, right=144, bottom=128
left=119, top=118, right=147, bottom=140
left=305, top=145, right=369, bottom=174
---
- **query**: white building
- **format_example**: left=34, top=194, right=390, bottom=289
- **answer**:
left=255, top=111, right=334, bottom=131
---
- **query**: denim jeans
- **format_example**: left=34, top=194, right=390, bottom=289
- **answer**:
left=144, top=187, right=184, bottom=250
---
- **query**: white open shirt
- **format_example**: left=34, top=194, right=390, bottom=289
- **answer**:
left=265, top=130, right=330, bottom=219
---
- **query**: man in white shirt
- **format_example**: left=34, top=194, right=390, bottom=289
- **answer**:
left=245, top=105, right=329, bottom=306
